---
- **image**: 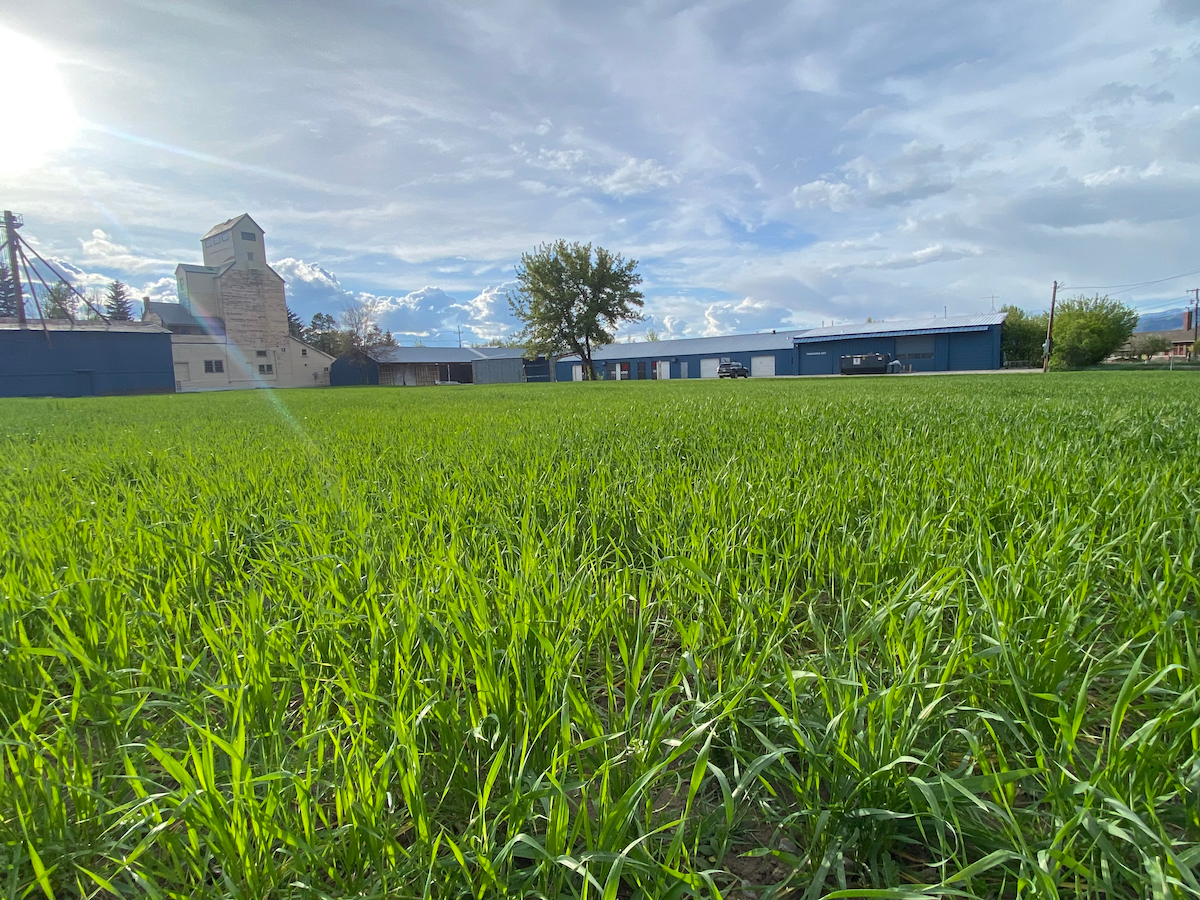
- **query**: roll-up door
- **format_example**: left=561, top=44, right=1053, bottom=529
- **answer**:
left=750, top=355, right=776, bottom=377
left=700, top=358, right=720, bottom=378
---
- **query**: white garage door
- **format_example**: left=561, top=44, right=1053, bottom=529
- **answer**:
left=656, top=360, right=671, bottom=380
left=700, top=358, right=720, bottom=379
left=751, top=355, right=776, bottom=377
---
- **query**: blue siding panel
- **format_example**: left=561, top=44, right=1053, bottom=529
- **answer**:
left=330, top=356, right=379, bottom=386
left=0, top=330, right=175, bottom=398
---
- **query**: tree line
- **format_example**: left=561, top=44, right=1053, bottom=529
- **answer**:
left=288, top=296, right=397, bottom=358
left=0, top=265, right=136, bottom=321
left=1001, top=296, right=1140, bottom=368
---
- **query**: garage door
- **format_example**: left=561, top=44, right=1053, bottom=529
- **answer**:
left=572, top=364, right=583, bottom=381
left=700, top=358, right=720, bottom=379
left=656, top=360, right=670, bottom=380
left=750, top=355, right=776, bottom=377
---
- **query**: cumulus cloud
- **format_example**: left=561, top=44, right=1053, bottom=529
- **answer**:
left=597, top=158, right=677, bottom=197
left=78, top=229, right=173, bottom=272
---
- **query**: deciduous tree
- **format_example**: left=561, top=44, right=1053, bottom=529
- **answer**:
left=43, top=281, right=74, bottom=319
left=999, top=305, right=1049, bottom=366
left=1050, top=295, right=1138, bottom=368
left=508, top=241, right=644, bottom=379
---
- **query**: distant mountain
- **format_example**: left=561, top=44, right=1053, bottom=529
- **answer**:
left=1135, top=307, right=1190, bottom=332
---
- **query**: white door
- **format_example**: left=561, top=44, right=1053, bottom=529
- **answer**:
left=751, top=355, right=776, bottom=377
left=681, top=362, right=689, bottom=379
left=173, top=362, right=189, bottom=391
left=700, top=358, right=720, bottom=379
left=572, top=364, right=583, bottom=381
left=656, top=360, right=670, bottom=380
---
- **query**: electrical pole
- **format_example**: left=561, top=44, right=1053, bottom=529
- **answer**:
left=1042, top=280, right=1059, bottom=374
left=1189, top=288, right=1198, bottom=361
left=457, top=324, right=463, bottom=348
left=4, top=211, right=24, bottom=326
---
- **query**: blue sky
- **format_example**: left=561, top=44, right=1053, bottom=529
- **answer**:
left=3, top=0, right=1200, bottom=344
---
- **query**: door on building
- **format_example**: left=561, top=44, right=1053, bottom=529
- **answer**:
left=75, top=370, right=95, bottom=396
left=800, top=349, right=832, bottom=375
left=681, top=361, right=689, bottom=379
left=750, top=355, right=776, bottom=377
left=656, top=360, right=671, bottom=380
left=700, top=358, right=720, bottom=378
left=173, top=362, right=189, bottom=391
left=572, top=364, right=583, bottom=381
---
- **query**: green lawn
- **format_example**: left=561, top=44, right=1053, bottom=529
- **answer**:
left=1, top=373, right=1197, bottom=899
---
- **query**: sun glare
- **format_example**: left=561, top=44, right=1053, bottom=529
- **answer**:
left=0, top=27, right=80, bottom=177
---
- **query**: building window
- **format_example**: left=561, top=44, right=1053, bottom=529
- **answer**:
left=247, top=251, right=254, bottom=261
left=301, top=348, right=307, bottom=356
left=203, top=359, right=225, bottom=374
left=256, top=350, right=267, bottom=357
left=221, top=232, right=229, bottom=242
left=241, top=231, right=256, bottom=241
left=897, top=352, right=934, bottom=361
left=259, top=364, right=273, bottom=375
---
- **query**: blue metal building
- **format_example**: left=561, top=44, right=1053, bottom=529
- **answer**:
left=331, top=346, right=539, bottom=386
left=554, top=314, right=1007, bottom=380
left=0, top=321, right=176, bottom=398
left=555, top=331, right=806, bottom=381
left=793, top=314, right=1006, bottom=375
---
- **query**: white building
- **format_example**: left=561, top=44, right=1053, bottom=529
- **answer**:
left=143, top=214, right=333, bottom=391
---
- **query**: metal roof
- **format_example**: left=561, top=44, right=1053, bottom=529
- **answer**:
left=560, top=329, right=808, bottom=362
left=367, top=346, right=527, bottom=364
left=144, top=300, right=200, bottom=327
left=0, top=319, right=170, bottom=334
left=793, top=312, right=1007, bottom=344
left=202, top=214, right=260, bottom=240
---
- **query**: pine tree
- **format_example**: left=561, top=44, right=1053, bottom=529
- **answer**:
left=105, top=280, right=133, bottom=321
left=287, top=306, right=303, bottom=337
left=0, top=263, right=17, bottom=318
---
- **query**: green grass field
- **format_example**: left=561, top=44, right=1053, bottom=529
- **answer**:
left=1, top=373, right=1197, bottom=899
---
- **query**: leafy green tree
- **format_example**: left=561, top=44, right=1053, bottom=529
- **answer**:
left=287, top=306, right=304, bottom=337
left=1050, top=295, right=1138, bottom=368
left=104, top=280, right=133, bottom=320
left=1131, top=333, right=1171, bottom=359
left=0, top=263, right=18, bottom=318
left=43, top=281, right=75, bottom=319
left=1000, top=305, right=1049, bottom=366
left=508, top=240, right=644, bottom=380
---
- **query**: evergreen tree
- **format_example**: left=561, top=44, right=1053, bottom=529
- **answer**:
left=0, top=263, right=18, bottom=318
left=287, top=306, right=303, bottom=337
left=43, top=281, right=75, bottom=319
left=104, top=280, right=133, bottom=321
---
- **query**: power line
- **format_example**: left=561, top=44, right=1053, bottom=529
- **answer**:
left=1063, top=267, right=1200, bottom=293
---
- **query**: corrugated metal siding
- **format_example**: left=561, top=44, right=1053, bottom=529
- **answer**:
left=946, top=330, right=997, bottom=370
left=0, top=330, right=175, bottom=397
left=472, top=357, right=524, bottom=384
left=330, top=356, right=378, bottom=386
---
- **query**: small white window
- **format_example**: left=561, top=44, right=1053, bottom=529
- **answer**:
left=204, top=360, right=214, bottom=373
left=221, top=232, right=229, bottom=242
left=301, top=348, right=307, bottom=356
left=241, top=232, right=256, bottom=241
left=258, top=363, right=273, bottom=375
left=256, top=350, right=267, bottom=357
left=204, top=238, right=212, bottom=247
left=213, top=359, right=223, bottom=373
left=247, top=251, right=254, bottom=262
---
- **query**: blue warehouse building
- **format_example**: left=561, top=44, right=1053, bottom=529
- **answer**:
left=556, top=313, right=1007, bottom=380
left=0, top=321, right=176, bottom=398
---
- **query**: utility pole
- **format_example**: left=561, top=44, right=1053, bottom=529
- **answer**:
left=457, top=324, right=463, bottom=348
left=1189, top=288, right=1199, bottom=361
left=1042, top=280, right=1059, bottom=373
left=3, top=210, right=24, bottom=326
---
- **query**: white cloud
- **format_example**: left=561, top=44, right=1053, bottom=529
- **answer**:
left=597, top=158, right=677, bottom=197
